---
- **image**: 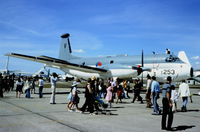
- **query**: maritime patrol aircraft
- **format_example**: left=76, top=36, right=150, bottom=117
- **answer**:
left=5, top=33, right=193, bottom=82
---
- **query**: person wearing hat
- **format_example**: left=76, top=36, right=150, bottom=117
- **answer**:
left=50, top=73, right=58, bottom=104
left=161, top=76, right=174, bottom=130
left=67, top=79, right=81, bottom=112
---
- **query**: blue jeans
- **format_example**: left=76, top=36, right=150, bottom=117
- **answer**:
left=152, top=92, right=160, bottom=113
left=25, top=89, right=31, bottom=98
left=182, top=97, right=188, bottom=108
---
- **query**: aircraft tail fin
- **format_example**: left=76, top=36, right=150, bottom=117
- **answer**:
left=178, top=51, right=191, bottom=66
left=59, top=33, right=73, bottom=61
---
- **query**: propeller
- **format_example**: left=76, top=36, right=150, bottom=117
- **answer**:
left=137, top=50, right=144, bottom=75
left=132, top=50, right=144, bottom=76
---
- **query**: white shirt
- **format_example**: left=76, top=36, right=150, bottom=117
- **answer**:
left=16, top=81, right=23, bottom=86
left=50, top=76, right=57, bottom=86
left=178, top=82, right=190, bottom=97
left=39, top=79, right=44, bottom=87
left=146, top=79, right=152, bottom=90
left=24, top=80, right=32, bottom=91
left=171, top=90, right=178, bottom=102
left=72, top=87, right=77, bottom=95
left=111, top=81, right=117, bottom=87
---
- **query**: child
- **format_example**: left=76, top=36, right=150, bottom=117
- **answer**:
left=171, top=85, right=178, bottom=112
left=105, top=83, right=113, bottom=108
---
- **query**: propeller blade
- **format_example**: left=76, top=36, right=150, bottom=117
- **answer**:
left=132, top=50, right=145, bottom=76
left=141, top=49, right=144, bottom=67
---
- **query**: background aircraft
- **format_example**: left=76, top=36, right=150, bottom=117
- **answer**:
left=32, top=65, right=74, bottom=81
left=5, top=33, right=193, bottom=82
left=0, top=56, right=26, bottom=76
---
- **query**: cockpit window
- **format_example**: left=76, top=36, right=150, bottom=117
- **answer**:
left=165, top=55, right=180, bottom=62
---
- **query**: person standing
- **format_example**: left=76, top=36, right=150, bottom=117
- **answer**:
left=146, top=75, right=152, bottom=108
left=81, top=78, right=95, bottom=114
left=171, top=85, right=178, bottom=112
left=16, top=77, right=23, bottom=98
left=132, top=79, right=143, bottom=104
left=50, top=73, right=58, bottom=104
left=151, top=76, right=161, bottom=115
left=38, top=77, right=44, bottom=98
left=24, top=78, right=32, bottom=98
left=10, top=73, right=15, bottom=91
left=0, top=73, right=3, bottom=98
left=116, top=82, right=123, bottom=104
left=105, top=83, right=113, bottom=108
left=178, top=80, right=190, bottom=112
left=31, top=78, right=36, bottom=94
left=67, top=79, right=80, bottom=112
left=161, top=76, right=174, bottom=130
left=166, top=48, right=171, bottom=54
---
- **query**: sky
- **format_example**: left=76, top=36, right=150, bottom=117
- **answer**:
left=0, top=0, right=200, bottom=73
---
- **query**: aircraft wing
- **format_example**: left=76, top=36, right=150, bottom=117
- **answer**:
left=5, top=53, right=108, bottom=73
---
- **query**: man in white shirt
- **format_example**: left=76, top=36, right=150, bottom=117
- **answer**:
left=50, top=73, right=58, bottom=104
left=178, top=80, right=190, bottom=112
left=38, top=77, right=44, bottom=98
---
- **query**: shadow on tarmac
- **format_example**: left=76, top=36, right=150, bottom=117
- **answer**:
left=187, top=109, right=199, bottom=112
left=176, top=109, right=199, bottom=113
left=171, top=125, right=196, bottom=131
left=111, top=106, right=125, bottom=108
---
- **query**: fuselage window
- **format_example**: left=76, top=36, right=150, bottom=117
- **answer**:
left=110, top=60, right=114, bottom=64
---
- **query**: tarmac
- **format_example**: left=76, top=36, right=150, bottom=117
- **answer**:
left=0, top=88, right=199, bottom=132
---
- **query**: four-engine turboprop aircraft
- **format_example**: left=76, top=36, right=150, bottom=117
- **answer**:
left=5, top=33, right=193, bottom=82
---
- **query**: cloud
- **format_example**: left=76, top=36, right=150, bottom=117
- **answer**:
left=195, top=61, right=200, bottom=65
left=73, top=49, right=85, bottom=53
left=191, top=56, right=200, bottom=60
left=0, top=42, right=34, bottom=49
left=70, top=31, right=103, bottom=50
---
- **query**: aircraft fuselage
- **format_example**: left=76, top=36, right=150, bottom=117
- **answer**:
left=59, top=53, right=192, bottom=82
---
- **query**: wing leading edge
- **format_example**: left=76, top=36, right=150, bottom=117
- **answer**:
left=5, top=53, right=108, bottom=73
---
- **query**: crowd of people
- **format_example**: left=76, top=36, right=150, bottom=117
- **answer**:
left=0, top=73, right=15, bottom=97
left=0, top=72, right=193, bottom=130
left=66, top=75, right=192, bottom=131
left=0, top=73, right=43, bottom=99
